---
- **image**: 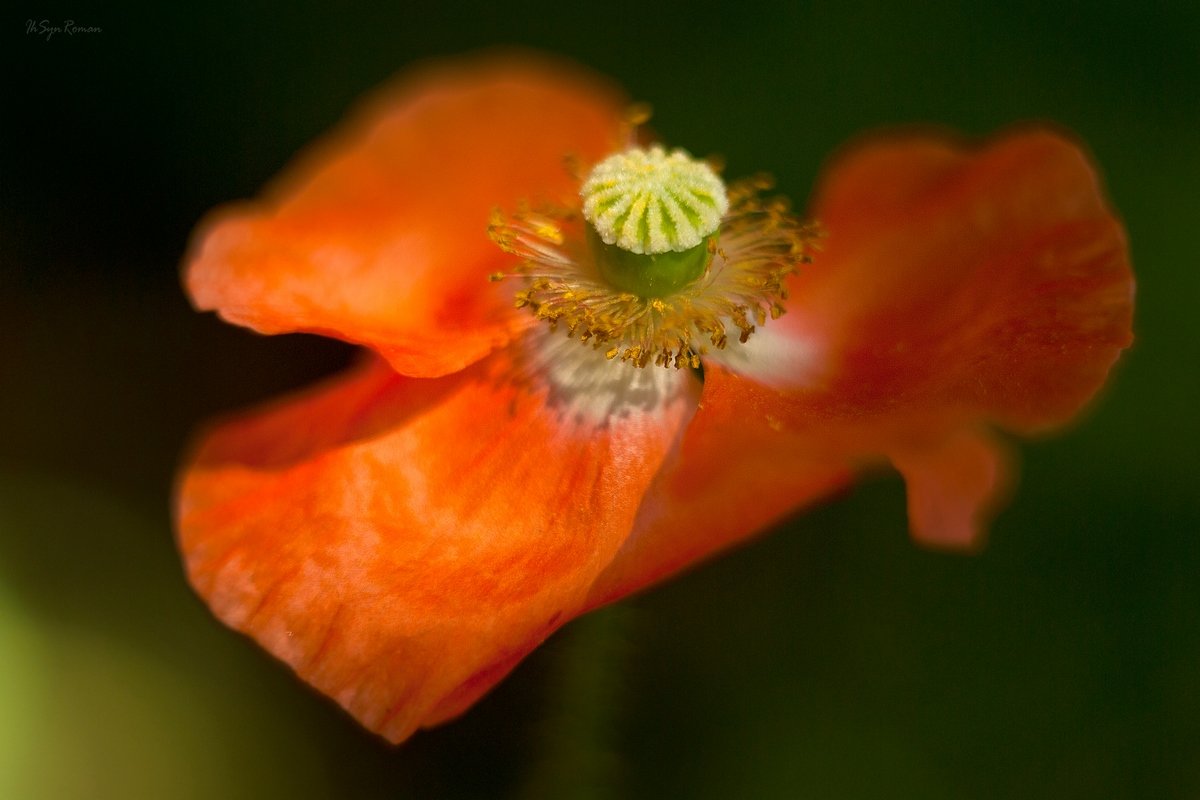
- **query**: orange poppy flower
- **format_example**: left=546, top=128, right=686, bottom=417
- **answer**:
left=176, top=51, right=1134, bottom=743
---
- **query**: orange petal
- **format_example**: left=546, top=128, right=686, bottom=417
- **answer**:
left=586, top=379, right=853, bottom=607
left=890, top=428, right=1012, bottom=551
left=593, top=129, right=1133, bottom=597
left=184, top=52, right=626, bottom=377
left=788, top=128, right=1134, bottom=430
left=175, top=346, right=694, bottom=744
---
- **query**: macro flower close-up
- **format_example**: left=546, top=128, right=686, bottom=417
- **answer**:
left=175, top=51, right=1133, bottom=744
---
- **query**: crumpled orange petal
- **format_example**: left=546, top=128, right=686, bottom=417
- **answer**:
left=184, top=53, right=626, bottom=377
left=791, top=128, right=1134, bottom=431
left=175, top=349, right=695, bottom=743
left=891, top=428, right=1011, bottom=550
left=590, top=129, right=1133, bottom=600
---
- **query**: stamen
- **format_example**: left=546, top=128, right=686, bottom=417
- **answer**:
left=489, top=170, right=820, bottom=370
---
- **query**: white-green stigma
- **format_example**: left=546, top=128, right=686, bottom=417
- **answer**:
left=581, top=145, right=728, bottom=255
left=489, top=141, right=818, bottom=370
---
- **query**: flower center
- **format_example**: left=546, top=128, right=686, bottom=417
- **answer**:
left=489, top=144, right=817, bottom=369
left=581, top=146, right=727, bottom=298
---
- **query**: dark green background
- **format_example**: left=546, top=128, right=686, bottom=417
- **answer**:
left=4, top=1, right=1197, bottom=797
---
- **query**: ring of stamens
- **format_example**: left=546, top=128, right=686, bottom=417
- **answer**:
left=489, top=171, right=818, bottom=370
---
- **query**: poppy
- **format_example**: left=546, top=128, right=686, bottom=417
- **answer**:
left=177, top=51, right=1134, bottom=743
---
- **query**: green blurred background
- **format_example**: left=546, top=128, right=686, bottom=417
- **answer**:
left=3, top=1, right=1198, bottom=797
